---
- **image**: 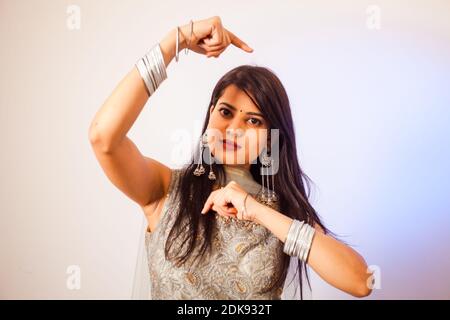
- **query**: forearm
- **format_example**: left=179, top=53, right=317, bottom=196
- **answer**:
left=248, top=198, right=372, bottom=297
left=89, top=24, right=190, bottom=152
left=248, top=198, right=294, bottom=242
left=306, top=229, right=373, bottom=297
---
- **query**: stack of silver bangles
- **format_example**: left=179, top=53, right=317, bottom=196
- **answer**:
left=283, top=219, right=316, bottom=262
left=135, top=43, right=167, bottom=97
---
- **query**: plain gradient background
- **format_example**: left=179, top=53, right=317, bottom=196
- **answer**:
left=1, top=0, right=449, bottom=299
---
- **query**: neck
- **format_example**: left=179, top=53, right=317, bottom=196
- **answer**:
left=222, top=164, right=253, bottom=181
left=222, top=164, right=261, bottom=195
left=223, top=164, right=251, bottom=171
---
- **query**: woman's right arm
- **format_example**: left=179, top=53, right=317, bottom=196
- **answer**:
left=88, top=26, right=190, bottom=208
left=88, top=17, right=253, bottom=209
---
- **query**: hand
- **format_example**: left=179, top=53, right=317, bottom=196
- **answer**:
left=180, top=16, right=254, bottom=58
left=200, top=181, right=256, bottom=221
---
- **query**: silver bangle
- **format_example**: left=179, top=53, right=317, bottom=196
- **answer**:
left=293, top=221, right=308, bottom=258
left=301, top=224, right=316, bottom=262
left=284, top=219, right=302, bottom=256
left=184, top=20, right=193, bottom=55
left=287, top=221, right=300, bottom=255
left=289, top=220, right=304, bottom=256
left=142, top=54, right=156, bottom=94
left=240, top=192, right=250, bottom=218
left=135, top=43, right=167, bottom=97
left=283, top=219, right=316, bottom=263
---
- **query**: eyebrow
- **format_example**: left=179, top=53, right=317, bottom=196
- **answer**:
left=219, top=102, right=264, bottom=118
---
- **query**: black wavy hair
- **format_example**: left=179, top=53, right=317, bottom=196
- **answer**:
left=164, top=65, right=341, bottom=299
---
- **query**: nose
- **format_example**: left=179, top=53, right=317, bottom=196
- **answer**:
left=226, top=117, right=245, bottom=138
left=226, top=127, right=245, bottom=139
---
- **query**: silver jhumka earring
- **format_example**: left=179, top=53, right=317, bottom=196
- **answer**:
left=257, top=149, right=278, bottom=208
left=193, top=132, right=216, bottom=180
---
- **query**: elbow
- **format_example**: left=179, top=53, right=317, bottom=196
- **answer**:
left=351, top=273, right=374, bottom=298
left=88, top=123, right=113, bottom=154
left=352, top=283, right=372, bottom=298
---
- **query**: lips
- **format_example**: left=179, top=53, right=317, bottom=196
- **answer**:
left=222, top=139, right=241, bottom=149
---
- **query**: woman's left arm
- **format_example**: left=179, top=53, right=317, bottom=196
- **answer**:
left=246, top=197, right=373, bottom=298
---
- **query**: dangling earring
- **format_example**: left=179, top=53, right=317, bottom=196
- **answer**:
left=260, top=153, right=269, bottom=203
left=193, top=132, right=207, bottom=176
left=268, top=158, right=278, bottom=202
left=207, top=145, right=216, bottom=181
left=193, top=131, right=216, bottom=180
left=259, top=150, right=278, bottom=207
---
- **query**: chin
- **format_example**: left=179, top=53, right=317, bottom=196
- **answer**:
left=211, top=149, right=248, bottom=165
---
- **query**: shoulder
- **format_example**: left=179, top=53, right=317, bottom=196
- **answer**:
left=313, top=222, right=325, bottom=234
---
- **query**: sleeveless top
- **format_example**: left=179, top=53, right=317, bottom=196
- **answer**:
left=144, top=165, right=286, bottom=299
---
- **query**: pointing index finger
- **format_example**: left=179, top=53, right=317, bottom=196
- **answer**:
left=227, top=29, right=254, bottom=53
left=201, top=188, right=221, bottom=214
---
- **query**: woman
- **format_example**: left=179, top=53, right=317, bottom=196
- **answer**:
left=89, top=16, right=373, bottom=299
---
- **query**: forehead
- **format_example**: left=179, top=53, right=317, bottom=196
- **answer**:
left=217, top=84, right=260, bottom=113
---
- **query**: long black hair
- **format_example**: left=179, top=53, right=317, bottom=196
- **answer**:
left=164, top=65, right=340, bottom=299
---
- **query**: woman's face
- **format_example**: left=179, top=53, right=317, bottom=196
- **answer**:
left=206, top=84, right=269, bottom=168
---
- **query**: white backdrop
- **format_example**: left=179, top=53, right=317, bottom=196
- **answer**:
left=1, top=0, right=449, bottom=299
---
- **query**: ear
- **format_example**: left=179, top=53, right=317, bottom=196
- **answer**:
left=209, top=105, right=214, bottom=115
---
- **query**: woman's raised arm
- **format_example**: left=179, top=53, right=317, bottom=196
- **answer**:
left=88, top=16, right=253, bottom=209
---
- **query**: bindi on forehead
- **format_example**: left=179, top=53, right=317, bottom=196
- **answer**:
left=218, top=102, right=264, bottom=117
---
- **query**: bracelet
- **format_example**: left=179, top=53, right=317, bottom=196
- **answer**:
left=240, top=192, right=250, bottom=219
left=184, top=20, right=193, bottom=55
left=283, top=219, right=316, bottom=263
left=135, top=43, right=167, bottom=97
left=175, top=26, right=180, bottom=62
left=285, top=220, right=303, bottom=256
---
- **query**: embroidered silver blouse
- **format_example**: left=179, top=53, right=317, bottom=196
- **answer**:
left=145, top=165, right=286, bottom=299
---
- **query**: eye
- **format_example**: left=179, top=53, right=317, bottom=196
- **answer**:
left=219, top=108, right=232, bottom=117
left=248, top=118, right=262, bottom=126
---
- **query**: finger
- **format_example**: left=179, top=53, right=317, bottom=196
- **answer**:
left=212, top=204, right=235, bottom=218
left=225, top=31, right=231, bottom=47
left=227, top=206, right=238, bottom=214
left=202, top=29, right=220, bottom=48
left=203, top=31, right=229, bottom=53
left=198, top=41, right=224, bottom=53
left=203, top=37, right=218, bottom=47
left=207, top=23, right=223, bottom=46
left=204, top=28, right=223, bottom=48
left=206, top=46, right=227, bottom=58
left=227, top=29, right=253, bottom=53
left=201, top=187, right=224, bottom=213
left=218, top=24, right=225, bottom=48
left=202, top=41, right=225, bottom=52
left=214, top=189, right=231, bottom=208
left=217, top=22, right=224, bottom=46
left=211, top=189, right=236, bottom=214
left=201, top=191, right=217, bottom=214
left=209, top=33, right=231, bottom=57
left=194, top=46, right=208, bottom=55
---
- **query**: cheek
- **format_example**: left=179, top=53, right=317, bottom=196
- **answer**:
left=204, top=126, right=224, bottom=152
left=253, top=129, right=269, bottom=151
left=244, top=134, right=262, bottom=155
left=209, top=111, right=226, bottom=126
